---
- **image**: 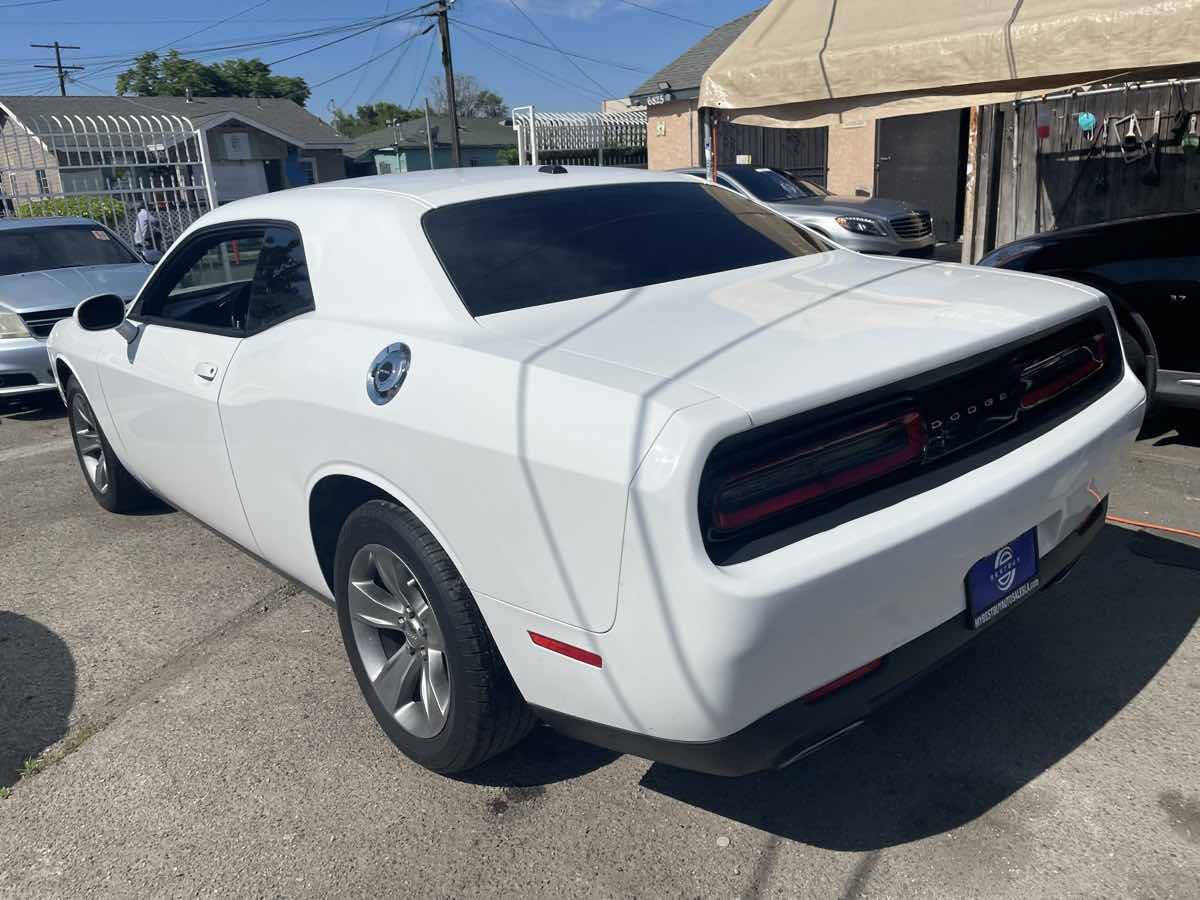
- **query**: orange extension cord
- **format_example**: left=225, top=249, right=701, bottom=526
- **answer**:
left=1106, top=514, right=1200, bottom=541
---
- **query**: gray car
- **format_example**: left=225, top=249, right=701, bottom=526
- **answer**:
left=676, top=165, right=936, bottom=256
left=0, top=217, right=150, bottom=399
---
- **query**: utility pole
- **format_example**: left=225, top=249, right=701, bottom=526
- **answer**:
left=435, top=1, right=462, bottom=168
left=31, top=41, right=83, bottom=97
left=424, top=98, right=436, bottom=170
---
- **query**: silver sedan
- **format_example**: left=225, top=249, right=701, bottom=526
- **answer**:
left=677, top=165, right=936, bottom=256
left=0, top=217, right=150, bottom=398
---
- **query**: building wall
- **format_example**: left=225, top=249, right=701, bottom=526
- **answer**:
left=0, top=119, right=63, bottom=202
left=826, top=121, right=876, bottom=197
left=647, top=99, right=699, bottom=170
left=309, top=149, right=346, bottom=184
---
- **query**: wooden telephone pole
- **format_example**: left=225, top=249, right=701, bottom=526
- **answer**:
left=435, top=1, right=462, bottom=168
left=31, top=41, right=84, bottom=97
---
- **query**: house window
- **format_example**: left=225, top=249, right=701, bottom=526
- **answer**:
left=35, top=169, right=49, bottom=194
left=468, top=157, right=480, bottom=167
left=376, top=159, right=393, bottom=175
left=298, top=156, right=318, bottom=185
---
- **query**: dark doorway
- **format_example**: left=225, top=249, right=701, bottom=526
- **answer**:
left=263, top=159, right=283, bottom=192
left=876, top=109, right=969, bottom=242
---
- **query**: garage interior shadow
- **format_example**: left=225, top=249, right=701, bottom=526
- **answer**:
left=633, top=525, right=1200, bottom=850
left=0, top=613, right=75, bottom=788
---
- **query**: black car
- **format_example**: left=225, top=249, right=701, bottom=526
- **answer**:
left=979, top=211, right=1200, bottom=409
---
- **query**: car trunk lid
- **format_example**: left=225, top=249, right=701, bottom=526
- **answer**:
left=477, top=251, right=1104, bottom=424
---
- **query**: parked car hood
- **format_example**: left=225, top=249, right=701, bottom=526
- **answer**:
left=769, top=195, right=924, bottom=219
left=0, top=263, right=151, bottom=314
left=478, top=250, right=1103, bottom=424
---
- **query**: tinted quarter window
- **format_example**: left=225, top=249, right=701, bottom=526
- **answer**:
left=423, top=182, right=825, bottom=316
left=245, top=226, right=315, bottom=332
left=0, top=224, right=139, bottom=276
left=728, top=168, right=812, bottom=202
left=140, top=231, right=263, bottom=331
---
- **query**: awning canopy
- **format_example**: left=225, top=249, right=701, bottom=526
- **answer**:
left=700, top=0, right=1200, bottom=127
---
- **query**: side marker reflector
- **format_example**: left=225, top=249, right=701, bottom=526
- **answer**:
left=803, top=657, right=883, bottom=702
left=529, top=631, right=602, bottom=668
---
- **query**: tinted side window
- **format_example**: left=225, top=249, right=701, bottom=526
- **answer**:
left=140, top=230, right=263, bottom=332
left=423, top=182, right=825, bottom=316
left=245, top=226, right=315, bottom=332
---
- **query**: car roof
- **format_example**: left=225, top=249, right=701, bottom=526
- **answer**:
left=0, top=216, right=100, bottom=230
left=307, top=165, right=693, bottom=209
left=1011, top=209, right=1200, bottom=243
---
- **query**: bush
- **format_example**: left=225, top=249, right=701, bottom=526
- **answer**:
left=17, top=195, right=126, bottom=222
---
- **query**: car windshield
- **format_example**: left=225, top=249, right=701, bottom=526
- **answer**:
left=423, top=181, right=827, bottom=317
left=0, top=224, right=139, bottom=276
left=785, top=176, right=830, bottom=197
left=727, top=168, right=818, bottom=202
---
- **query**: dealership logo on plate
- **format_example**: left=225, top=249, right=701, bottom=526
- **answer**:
left=993, top=545, right=1017, bottom=591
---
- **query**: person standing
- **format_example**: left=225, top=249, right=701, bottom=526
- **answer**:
left=133, top=204, right=159, bottom=255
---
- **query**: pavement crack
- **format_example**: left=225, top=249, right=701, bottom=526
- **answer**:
left=2, top=581, right=306, bottom=798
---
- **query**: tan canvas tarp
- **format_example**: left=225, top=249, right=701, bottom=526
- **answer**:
left=700, top=0, right=1200, bottom=126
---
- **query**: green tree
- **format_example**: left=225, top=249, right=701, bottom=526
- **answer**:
left=115, top=51, right=310, bottom=105
left=330, top=101, right=422, bottom=138
left=430, top=74, right=506, bottom=119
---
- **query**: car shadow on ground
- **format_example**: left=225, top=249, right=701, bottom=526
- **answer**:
left=0, top=394, right=65, bottom=422
left=628, top=525, right=1199, bottom=851
left=0, top=613, right=75, bottom=788
left=458, top=723, right=621, bottom=788
left=1144, top=410, right=1200, bottom=450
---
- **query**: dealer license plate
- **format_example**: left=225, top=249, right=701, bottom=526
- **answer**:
left=965, top=528, right=1040, bottom=628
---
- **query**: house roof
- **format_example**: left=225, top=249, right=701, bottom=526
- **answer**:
left=0, top=95, right=349, bottom=148
left=348, top=115, right=517, bottom=159
left=628, top=8, right=762, bottom=103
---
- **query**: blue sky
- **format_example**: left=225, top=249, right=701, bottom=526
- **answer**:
left=0, top=1, right=762, bottom=119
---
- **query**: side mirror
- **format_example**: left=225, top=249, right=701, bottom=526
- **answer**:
left=75, top=293, right=126, bottom=331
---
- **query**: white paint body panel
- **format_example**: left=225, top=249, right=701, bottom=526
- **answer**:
left=46, top=167, right=1145, bottom=747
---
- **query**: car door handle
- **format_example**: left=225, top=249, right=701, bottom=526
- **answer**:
left=194, top=362, right=219, bottom=382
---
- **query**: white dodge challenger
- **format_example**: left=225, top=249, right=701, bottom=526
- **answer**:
left=48, top=167, right=1145, bottom=775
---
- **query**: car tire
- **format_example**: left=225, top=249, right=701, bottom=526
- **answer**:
left=334, top=499, right=534, bottom=774
left=65, top=377, right=157, bottom=514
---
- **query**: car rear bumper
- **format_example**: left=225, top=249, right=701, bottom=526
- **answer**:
left=0, top=338, right=56, bottom=397
left=532, top=496, right=1107, bottom=776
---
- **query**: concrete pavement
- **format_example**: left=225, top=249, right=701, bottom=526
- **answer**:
left=2, top=395, right=1198, bottom=897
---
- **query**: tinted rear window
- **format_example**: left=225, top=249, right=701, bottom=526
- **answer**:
left=0, top=224, right=138, bottom=276
left=422, top=182, right=826, bottom=316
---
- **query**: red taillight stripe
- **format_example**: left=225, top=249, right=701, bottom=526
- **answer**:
left=529, top=631, right=603, bottom=668
left=1020, top=336, right=1106, bottom=411
left=713, top=411, right=926, bottom=531
left=803, top=657, right=883, bottom=702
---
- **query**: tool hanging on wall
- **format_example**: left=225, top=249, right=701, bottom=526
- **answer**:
left=1142, top=110, right=1162, bottom=185
left=1077, top=111, right=1097, bottom=141
left=1184, top=114, right=1200, bottom=154
left=1113, top=113, right=1146, bottom=163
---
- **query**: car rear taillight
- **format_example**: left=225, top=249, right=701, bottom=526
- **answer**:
left=1019, top=334, right=1107, bottom=411
left=709, top=408, right=927, bottom=532
left=802, top=657, right=884, bottom=702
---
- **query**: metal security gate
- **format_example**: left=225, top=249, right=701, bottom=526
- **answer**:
left=511, top=107, right=647, bottom=167
left=0, top=111, right=214, bottom=254
left=714, top=122, right=828, bottom=187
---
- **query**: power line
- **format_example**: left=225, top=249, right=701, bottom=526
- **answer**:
left=310, top=24, right=430, bottom=90
left=506, top=0, right=614, bottom=98
left=0, top=0, right=65, bottom=8
left=405, top=34, right=437, bottom=108
left=342, top=0, right=393, bottom=108
left=615, top=0, right=713, bottom=29
left=454, top=26, right=607, bottom=103
left=267, top=5, right=435, bottom=66
left=449, top=18, right=651, bottom=73
left=31, top=41, right=84, bottom=96
left=364, top=24, right=426, bottom=104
